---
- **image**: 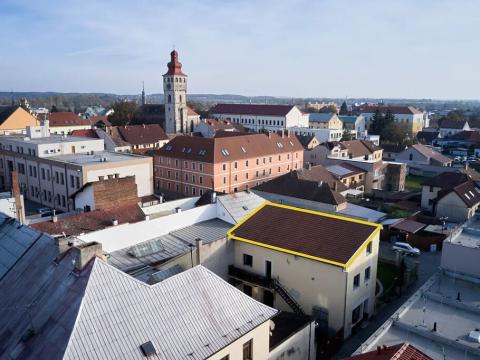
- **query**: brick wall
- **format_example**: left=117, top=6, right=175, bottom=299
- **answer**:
left=93, top=176, right=139, bottom=210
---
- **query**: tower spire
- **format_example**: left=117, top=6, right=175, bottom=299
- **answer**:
left=141, top=81, right=146, bottom=105
left=10, top=90, right=14, bottom=106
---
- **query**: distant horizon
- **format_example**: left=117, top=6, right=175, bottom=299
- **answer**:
left=1, top=90, right=479, bottom=103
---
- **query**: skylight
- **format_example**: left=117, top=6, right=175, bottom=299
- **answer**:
left=198, top=149, right=207, bottom=156
left=465, top=193, right=470, bottom=200
left=221, top=149, right=230, bottom=156
left=165, top=145, right=172, bottom=151
left=241, top=146, right=246, bottom=153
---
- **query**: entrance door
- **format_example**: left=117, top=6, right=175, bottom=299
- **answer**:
left=265, top=260, right=272, bottom=279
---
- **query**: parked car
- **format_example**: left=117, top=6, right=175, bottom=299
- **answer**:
left=454, top=156, right=462, bottom=163
left=392, top=242, right=420, bottom=256
left=37, top=207, right=51, bottom=215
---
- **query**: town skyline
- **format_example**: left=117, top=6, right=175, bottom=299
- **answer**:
left=1, top=0, right=479, bottom=100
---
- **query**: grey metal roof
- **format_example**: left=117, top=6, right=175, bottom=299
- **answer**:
left=147, top=264, right=183, bottom=284
left=309, top=112, right=336, bottom=123
left=107, top=218, right=231, bottom=273
left=217, top=192, right=266, bottom=223
left=0, top=226, right=277, bottom=360
left=0, top=215, right=49, bottom=279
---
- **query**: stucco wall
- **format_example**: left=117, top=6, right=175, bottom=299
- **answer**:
left=435, top=191, right=475, bottom=223
left=269, top=321, right=316, bottom=360
left=441, top=241, right=480, bottom=278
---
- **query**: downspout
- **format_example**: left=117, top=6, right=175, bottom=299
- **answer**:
left=307, top=319, right=312, bottom=360
left=64, top=163, right=69, bottom=211
left=343, top=268, right=349, bottom=339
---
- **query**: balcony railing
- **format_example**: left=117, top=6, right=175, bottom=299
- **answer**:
left=228, top=265, right=273, bottom=289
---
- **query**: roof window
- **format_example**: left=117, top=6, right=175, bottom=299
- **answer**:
left=241, top=146, right=246, bottom=153
left=221, top=149, right=230, bottom=156
left=140, top=341, right=157, bottom=357
left=198, top=149, right=207, bottom=156
left=165, top=145, right=172, bottom=151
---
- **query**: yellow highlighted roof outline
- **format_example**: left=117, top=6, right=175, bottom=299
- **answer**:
left=227, top=201, right=382, bottom=269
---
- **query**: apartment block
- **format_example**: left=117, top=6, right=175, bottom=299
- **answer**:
left=153, top=132, right=303, bottom=196
left=0, top=125, right=153, bottom=211
left=227, top=202, right=382, bottom=339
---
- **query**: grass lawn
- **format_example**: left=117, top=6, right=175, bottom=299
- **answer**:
left=404, top=175, right=428, bottom=192
left=377, top=262, right=399, bottom=296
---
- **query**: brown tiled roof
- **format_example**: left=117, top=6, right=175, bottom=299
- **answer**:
left=422, top=172, right=470, bottom=189
left=204, top=119, right=238, bottom=131
left=117, top=124, right=168, bottom=145
left=344, top=343, right=432, bottom=360
left=411, top=144, right=451, bottom=165
left=253, top=174, right=346, bottom=205
left=163, top=50, right=187, bottom=76
left=381, top=144, right=407, bottom=153
left=186, top=106, right=198, bottom=116
left=154, top=132, right=303, bottom=163
left=228, top=203, right=380, bottom=266
left=296, top=165, right=349, bottom=191
left=341, top=140, right=382, bottom=157
left=390, top=219, right=425, bottom=234
left=70, top=129, right=99, bottom=138
left=359, top=105, right=423, bottom=115
left=31, top=203, right=144, bottom=236
left=48, top=112, right=91, bottom=127
left=437, top=180, right=480, bottom=207
left=440, top=119, right=469, bottom=129
left=210, top=103, right=296, bottom=117
left=328, top=162, right=367, bottom=179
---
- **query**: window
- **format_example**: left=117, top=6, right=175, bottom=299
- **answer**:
left=245, top=160, right=249, bottom=167
left=220, top=356, right=229, bottom=360
left=61, top=195, right=66, bottom=207
left=41, top=168, right=45, bottom=180
left=353, top=274, right=360, bottom=288
left=192, top=162, right=196, bottom=170
left=223, top=177, right=226, bottom=184
left=365, top=266, right=371, bottom=281
left=184, top=161, right=188, bottom=169
left=429, top=185, right=433, bottom=192
left=175, top=159, right=179, bottom=167
left=185, top=174, right=189, bottom=181
left=366, top=242, right=372, bottom=255
left=409, top=154, right=413, bottom=161
left=199, top=176, right=203, bottom=184
left=199, top=163, right=203, bottom=171
left=70, top=175, right=75, bottom=187
left=192, top=175, right=196, bottom=183
left=243, top=254, right=253, bottom=267
left=246, top=173, right=249, bottom=179
left=223, top=164, right=226, bottom=171
left=243, top=339, right=253, bottom=360
left=234, top=175, right=237, bottom=182
left=256, top=159, right=259, bottom=165
left=234, top=161, right=238, bottom=169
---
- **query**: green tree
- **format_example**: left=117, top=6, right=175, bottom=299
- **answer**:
left=341, top=129, right=353, bottom=141
left=369, top=109, right=384, bottom=135
left=108, top=101, right=138, bottom=126
left=339, top=101, right=348, bottom=115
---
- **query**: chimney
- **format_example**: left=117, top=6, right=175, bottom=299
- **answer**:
left=287, top=130, right=291, bottom=138
left=55, top=237, right=74, bottom=257
left=307, top=163, right=312, bottom=170
left=114, top=173, right=119, bottom=178
left=334, top=181, right=338, bottom=191
left=52, top=214, right=58, bottom=223
left=175, top=207, right=182, bottom=213
left=112, top=219, right=118, bottom=226
left=376, top=346, right=381, bottom=355
left=72, top=242, right=104, bottom=270
left=99, top=175, right=105, bottom=181
left=318, top=181, right=323, bottom=187
left=268, top=132, right=272, bottom=138
left=195, top=238, right=203, bottom=265
left=10, top=170, right=25, bottom=223
left=281, top=129, right=285, bottom=138
left=145, top=214, right=150, bottom=221
left=211, top=191, right=217, bottom=203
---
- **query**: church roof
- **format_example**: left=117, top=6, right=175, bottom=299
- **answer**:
left=163, top=50, right=187, bottom=76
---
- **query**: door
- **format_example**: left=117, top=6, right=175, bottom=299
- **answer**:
left=71, top=146, right=76, bottom=154
left=265, top=260, right=272, bottom=279
left=263, top=290, right=274, bottom=307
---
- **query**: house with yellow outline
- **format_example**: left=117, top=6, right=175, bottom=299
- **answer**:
left=227, top=202, right=382, bottom=339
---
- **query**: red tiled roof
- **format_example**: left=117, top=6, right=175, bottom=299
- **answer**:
left=70, top=129, right=99, bottom=138
left=229, top=203, right=380, bottom=266
left=448, top=130, right=480, bottom=142
left=48, top=112, right=91, bottom=127
left=437, top=180, right=480, bottom=207
left=163, top=50, right=187, bottom=76
left=341, top=140, right=382, bottom=158
left=204, top=119, right=237, bottom=131
left=117, top=124, right=169, bottom=145
left=186, top=106, right=198, bottom=116
left=344, top=343, right=432, bottom=360
left=359, top=105, right=423, bottom=115
left=31, top=203, right=144, bottom=236
left=210, top=103, right=297, bottom=117
left=154, top=132, right=303, bottom=163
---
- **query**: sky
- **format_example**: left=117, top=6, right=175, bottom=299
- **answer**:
left=0, top=0, right=479, bottom=99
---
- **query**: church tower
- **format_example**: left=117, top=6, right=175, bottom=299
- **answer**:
left=163, top=50, right=188, bottom=134
left=141, top=81, right=146, bottom=105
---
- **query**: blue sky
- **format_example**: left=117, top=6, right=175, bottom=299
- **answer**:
left=1, top=0, right=478, bottom=99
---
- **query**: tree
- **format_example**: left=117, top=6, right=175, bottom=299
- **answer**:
left=108, top=101, right=138, bottom=126
left=369, top=109, right=384, bottom=135
left=50, top=105, right=58, bottom=113
left=341, top=129, right=353, bottom=141
left=339, top=101, right=348, bottom=115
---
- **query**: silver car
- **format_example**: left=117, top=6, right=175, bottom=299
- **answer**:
left=392, top=242, right=420, bottom=256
